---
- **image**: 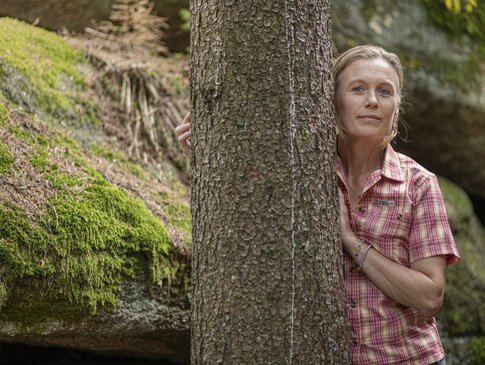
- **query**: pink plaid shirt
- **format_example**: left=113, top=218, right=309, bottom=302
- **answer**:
left=337, top=145, right=460, bottom=365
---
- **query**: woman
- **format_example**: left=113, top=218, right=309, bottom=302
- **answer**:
left=175, top=45, right=459, bottom=365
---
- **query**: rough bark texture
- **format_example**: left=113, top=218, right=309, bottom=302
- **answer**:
left=190, top=0, right=349, bottom=364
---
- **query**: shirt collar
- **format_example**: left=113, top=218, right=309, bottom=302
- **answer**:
left=336, top=145, right=405, bottom=183
left=379, top=145, right=405, bottom=182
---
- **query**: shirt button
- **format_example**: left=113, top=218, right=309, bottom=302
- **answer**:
left=350, top=302, right=356, bottom=309
left=359, top=207, right=366, bottom=214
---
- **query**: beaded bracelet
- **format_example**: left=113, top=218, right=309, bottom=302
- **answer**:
left=357, top=243, right=372, bottom=270
left=353, top=239, right=365, bottom=262
left=351, top=239, right=365, bottom=271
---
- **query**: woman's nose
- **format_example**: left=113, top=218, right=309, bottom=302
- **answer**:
left=365, top=93, right=378, bottom=107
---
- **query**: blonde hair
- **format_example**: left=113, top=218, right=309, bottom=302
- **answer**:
left=333, top=45, right=404, bottom=146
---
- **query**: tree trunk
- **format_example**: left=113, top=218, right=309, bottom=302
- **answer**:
left=190, top=0, right=349, bottom=363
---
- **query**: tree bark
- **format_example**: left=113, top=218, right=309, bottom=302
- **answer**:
left=190, top=0, right=349, bottom=363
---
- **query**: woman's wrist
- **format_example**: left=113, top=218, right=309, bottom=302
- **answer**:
left=342, top=232, right=372, bottom=269
left=341, top=230, right=359, bottom=253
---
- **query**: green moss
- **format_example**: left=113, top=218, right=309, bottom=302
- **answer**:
left=0, top=170, right=174, bottom=317
left=10, top=126, right=33, bottom=142
left=438, top=183, right=485, bottom=336
left=0, top=122, right=178, bottom=320
left=418, top=49, right=484, bottom=90
left=0, top=18, right=189, bottom=322
left=36, top=134, right=49, bottom=147
left=31, top=149, right=50, bottom=170
left=469, top=337, right=485, bottom=365
left=439, top=254, right=485, bottom=336
left=0, top=102, right=8, bottom=124
left=156, top=186, right=191, bottom=247
left=78, top=98, right=101, bottom=127
left=0, top=207, right=52, bottom=289
left=55, top=134, right=82, bottom=154
left=89, top=142, right=125, bottom=162
left=447, top=336, right=485, bottom=365
left=167, top=203, right=192, bottom=242
left=442, top=240, right=485, bottom=336
left=9, top=125, right=54, bottom=170
left=2, top=293, right=87, bottom=329
left=54, top=133, right=86, bottom=168
left=418, top=0, right=485, bottom=89
left=0, top=18, right=100, bottom=128
left=438, top=176, right=474, bottom=226
left=437, top=177, right=485, bottom=337
left=124, top=161, right=145, bottom=178
left=0, top=282, right=7, bottom=308
left=396, top=46, right=483, bottom=91
left=89, top=142, right=145, bottom=178
left=0, top=140, right=14, bottom=173
left=367, top=2, right=485, bottom=89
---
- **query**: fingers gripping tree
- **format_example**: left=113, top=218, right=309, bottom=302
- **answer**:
left=190, top=0, right=349, bottom=363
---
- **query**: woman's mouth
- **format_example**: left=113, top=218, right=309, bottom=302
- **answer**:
left=358, top=114, right=382, bottom=120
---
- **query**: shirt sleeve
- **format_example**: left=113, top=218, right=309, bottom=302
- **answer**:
left=408, top=173, right=460, bottom=265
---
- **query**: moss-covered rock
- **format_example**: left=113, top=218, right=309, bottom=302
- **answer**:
left=0, top=18, right=190, bottom=362
left=439, top=178, right=485, bottom=336
left=0, top=1, right=191, bottom=53
left=468, top=337, right=485, bottom=365
left=0, top=140, right=13, bottom=173
left=436, top=177, right=485, bottom=363
left=0, top=102, right=188, bottom=322
left=0, top=17, right=100, bottom=132
left=0, top=102, right=8, bottom=124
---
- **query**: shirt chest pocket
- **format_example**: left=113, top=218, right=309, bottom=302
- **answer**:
left=366, top=204, right=413, bottom=264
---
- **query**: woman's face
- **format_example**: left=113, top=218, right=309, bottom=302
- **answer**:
left=336, top=57, right=400, bottom=145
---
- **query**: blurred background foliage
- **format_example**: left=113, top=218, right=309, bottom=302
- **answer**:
left=1, top=0, right=484, bottom=55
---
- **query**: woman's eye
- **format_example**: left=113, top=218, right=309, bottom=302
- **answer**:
left=352, top=86, right=364, bottom=93
left=378, top=88, right=392, bottom=96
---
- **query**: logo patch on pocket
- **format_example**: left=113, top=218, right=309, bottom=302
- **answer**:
left=378, top=200, right=396, bottom=207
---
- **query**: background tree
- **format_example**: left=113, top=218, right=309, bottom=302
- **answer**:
left=190, top=0, right=349, bottom=364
